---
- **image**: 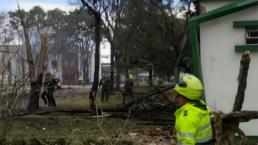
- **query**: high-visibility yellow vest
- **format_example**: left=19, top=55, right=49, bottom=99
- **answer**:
left=175, top=102, right=213, bottom=145
left=79, top=76, right=84, bottom=81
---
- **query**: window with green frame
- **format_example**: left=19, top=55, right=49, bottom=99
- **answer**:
left=234, top=20, right=258, bottom=52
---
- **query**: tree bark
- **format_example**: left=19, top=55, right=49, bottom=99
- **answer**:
left=115, top=58, right=121, bottom=91
left=233, top=51, right=250, bottom=112
left=213, top=51, right=251, bottom=145
left=17, top=3, right=42, bottom=112
left=89, top=15, right=101, bottom=115
left=110, top=43, right=115, bottom=92
left=148, top=64, right=153, bottom=86
left=17, top=3, right=35, bottom=81
left=174, top=32, right=187, bottom=82
left=27, top=35, right=48, bottom=112
left=38, top=35, right=47, bottom=75
left=81, top=0, right=101, bottom=115
left=227, top=51, right=250, bottom=144
left=124, top=44, right=129, bottom=81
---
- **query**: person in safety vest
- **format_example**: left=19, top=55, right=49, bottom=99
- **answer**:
left=170, top=74, right=214, bottom=145
left=123, top=74, right=134, bottom=104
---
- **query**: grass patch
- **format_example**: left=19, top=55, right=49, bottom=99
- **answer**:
left=6, top=115, right=160, bottom=144
left=58, top=92, right=124, bottom=110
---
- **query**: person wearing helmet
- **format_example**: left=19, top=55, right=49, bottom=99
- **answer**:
left=123, top=74, right=134, bottom=104
left=172, top=74, right=214, bottom=145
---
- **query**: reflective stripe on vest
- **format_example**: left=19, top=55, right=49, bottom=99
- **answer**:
left=177, top=131, right=213, bottom=144
left=196, top=135, right=213, bottom=143
left=196, top=122, right=213, bottom=143
left=197, top=122, right=211, bottom=134
left=177, top=132, right=194, bottom=138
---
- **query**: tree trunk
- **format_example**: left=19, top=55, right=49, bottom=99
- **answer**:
left=38, top=35, right=47, bottom=75
left=27, top=35, right=48, bottom=112
left=110, top=43, right=115, bottom=92
left=226, top=51, right=250, bottom=144
left=18, top=3, right=35, bottom=81
left=27, top=78, right=41, bottom=112
left=17, top=3, right=41, bottom=112
left=174, top=32, right=187, bottom=82
left=148, top=64, right=153, bottom=86
left=124, top=44, right=129, bottom=83
left=233, top=51, right=250, bottom=112
left=115, top=64, right=121, bottom=91
left=89, top=13, right=101, bottom=115
left=80, top=0, right=102, bottom=115
left=214, top=51, right=251, bottom=145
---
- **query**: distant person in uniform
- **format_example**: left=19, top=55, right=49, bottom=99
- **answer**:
left=99, top=74, right=110, bottom=102
left=41, top=73, right=58, bottom=107
left=123, top=74, right=134, bottom=104
left=78, top=75, right=85, bottom=86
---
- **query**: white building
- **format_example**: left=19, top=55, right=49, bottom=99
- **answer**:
left=0, top=40, right=111, bottom=85
left=0, top=45, right=27, bottom=85
left=99, top=39, right=111, bottom=78
left=46, top=40, right=111, bottom=84
left=190, top=0, right=258, bottom=136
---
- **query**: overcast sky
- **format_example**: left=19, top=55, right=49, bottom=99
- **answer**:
left=0, top=0, right=79, bottom=12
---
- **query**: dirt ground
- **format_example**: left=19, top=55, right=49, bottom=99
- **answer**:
left=4, top=85, right=177, bottom=145
left=3, top=86, right=258, bottom=145
left=6, top=115, right=176, bottom=145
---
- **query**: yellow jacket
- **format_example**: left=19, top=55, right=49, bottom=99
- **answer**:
left=175, top=102, right=213, bottom=145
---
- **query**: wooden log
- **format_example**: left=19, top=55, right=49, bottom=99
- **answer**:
left=222, top=111, right=258, bottom=123
left=214, top=51, right=251, bottom=145
left=233, top=51, right=250, bottom=112
left=122, top=86, right=173, bottom=109
left=229, top=51, right=250, bottom=143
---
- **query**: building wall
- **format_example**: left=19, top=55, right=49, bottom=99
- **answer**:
left=61, top=51, right=79, bottom=85
left=200, top=5, right=258, bottom=135
left=0, top=45, right=27, bottom=85
left=44, top=40, right=111, bottom=84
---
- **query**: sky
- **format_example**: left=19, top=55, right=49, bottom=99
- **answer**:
left=0, top=0, right=79, bottom=12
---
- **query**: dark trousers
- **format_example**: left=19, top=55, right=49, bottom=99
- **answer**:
left=47, top=89, right=56, bottom=107
left=101, top=88, right=109, bottom=102
left=41, top=89, right=56, bottom=107
left=41, top=91, right=48, bottom=105
left=123, top=90, right=133, bottom=104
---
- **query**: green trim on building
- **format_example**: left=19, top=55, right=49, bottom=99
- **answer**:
left=189, top=0, right=258, bottom=76
left=190, top=22, right=202, bottom=80
left=235, top=44, right=258, bottom=52
left=190, top=22, right=206, bottom=100
left=234, top=20, right=258, bottom=28
left=189, top=0, right=258, bottom=102
left=191, top=0, right=258, bottom=25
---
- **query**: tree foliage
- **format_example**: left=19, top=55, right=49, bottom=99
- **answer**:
left=113, top=0, right=188, bottom=79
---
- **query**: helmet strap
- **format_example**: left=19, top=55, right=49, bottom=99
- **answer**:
left=193, top=100, right=207, bottom=110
